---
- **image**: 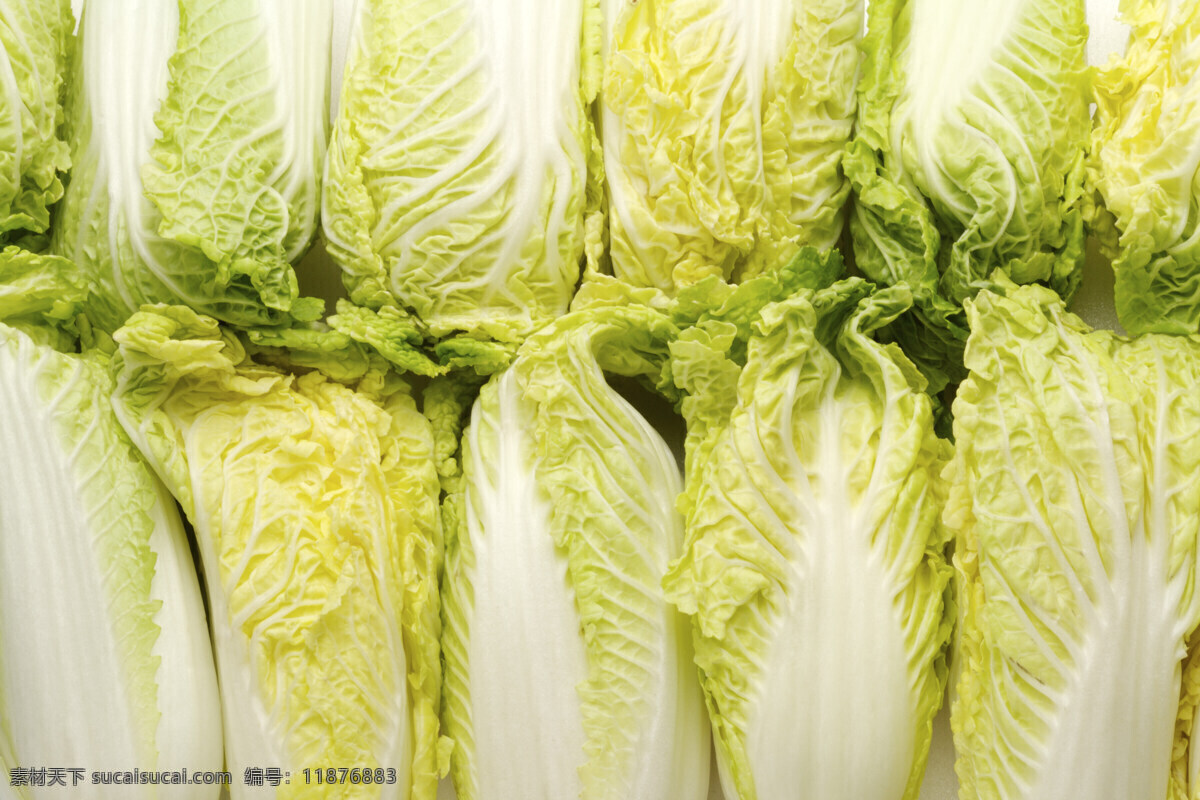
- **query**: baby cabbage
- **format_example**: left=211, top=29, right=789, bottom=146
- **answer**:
left=0, top=251, right=223, bottom=800
left=0, top=0, right=72, bottom=243
left=599, top=0, right=862, bottom=292
left=1090, top=0, right=1200, bottom=335
left=438, top=302, right=709, bottom=800
left=946, top=280, right=1200, bottom=800
left=52, top=0, right=332, bottom=332
left=845, top=0, right=1090, bottom=389
left=665, top=275, right=953, bottom=800
left=323, top=0, right=597, bottom=353
left=110, top=307, right=443, bottom=800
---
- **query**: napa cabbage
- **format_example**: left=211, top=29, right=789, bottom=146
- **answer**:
left=52, top=0, right=332, bottom=333
left=946, top=279, right=1200, bottom=800
left=110, top=306, right=443, bottom=800
left=1090, top=0, right=1200, bottom=335
left=844, top=0, right=1090, bottom=390
left=664, top=276, right=953, bottom=800
left=322, top=0, right=598, bottom=360
left=437, top=302, right=710, bottom=800
left=598, top=0, right=862, bottom=292
left=0, top=251, right=223, bottom=800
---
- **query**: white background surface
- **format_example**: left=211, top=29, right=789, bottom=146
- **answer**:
left=65, top=0, right=1129, bottom=797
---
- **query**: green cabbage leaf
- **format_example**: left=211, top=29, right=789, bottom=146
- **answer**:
left=0, top=0, right=72, bottom=242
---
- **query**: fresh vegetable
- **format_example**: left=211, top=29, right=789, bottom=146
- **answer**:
left=1090, top=0, right=1200, bottom=335
left=598, top=0, right=862, bottom=292
left=438, top=302, right=710, bottom=800
left=52, top=0, right=332, bottom=332
left=110, top=306, right=443, bottom=800
left=0, top=251, right=223, bottom=800
left=7, top=3, right=1194, bottom=800
left=844, top=0, right=1090, bottom=390
left=664, top=275, right=953, bottom=800
left=946, top=279, right=1200, bottom=800
left=322, top=0, right=598, bottom=357
left=0, top=0, right=72, bottom=243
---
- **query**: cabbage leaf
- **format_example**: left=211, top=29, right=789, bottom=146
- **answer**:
left=0, top=0, right=72, bottom=242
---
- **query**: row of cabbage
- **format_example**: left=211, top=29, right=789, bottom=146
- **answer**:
left=7, top=0, right=1197, bottom=363
left=1, top=2, right=1199, bottom=800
